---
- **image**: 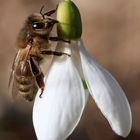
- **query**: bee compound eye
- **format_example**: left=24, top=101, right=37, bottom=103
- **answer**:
left=32, top=22, right=45, bottom=29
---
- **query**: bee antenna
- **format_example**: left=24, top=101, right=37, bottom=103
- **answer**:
left=40, top=5, right=45, bottom=19
left=43, top=5, right=58, bottom=17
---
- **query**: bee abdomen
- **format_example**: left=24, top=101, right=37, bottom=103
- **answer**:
left=16, top=75, right=38, bottom=101
left=16, top=76, right=32, bottom=85
left=16, top=75, right=33, bottom=92
left=18, top=85, right=38, bottom=101
left=17, top=83, right=32, bottom=92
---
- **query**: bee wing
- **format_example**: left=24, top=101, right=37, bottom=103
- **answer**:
left=8, top=51, right=21, bottom=99
left=9, top=43, right=33, bottom=99
left=10, top=72, right=19, bottom=99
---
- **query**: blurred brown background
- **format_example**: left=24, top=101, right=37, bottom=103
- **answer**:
left=0, top=0, right=140, bottom=139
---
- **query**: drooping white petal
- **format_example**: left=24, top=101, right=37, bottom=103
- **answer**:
left=78, top=40, right=132, bottom=137
left=33, top=42, right=88, bottom=140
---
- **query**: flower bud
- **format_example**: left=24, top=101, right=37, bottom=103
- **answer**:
left=57, top=0, right=82, bottom=40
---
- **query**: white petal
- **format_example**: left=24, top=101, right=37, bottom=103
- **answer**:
left=78, top=40, right=132, bottom=137
left=33, top=42, right=88, bottom=140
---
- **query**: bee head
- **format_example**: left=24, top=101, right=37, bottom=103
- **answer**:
left=27, top=13, right=58, bottom=36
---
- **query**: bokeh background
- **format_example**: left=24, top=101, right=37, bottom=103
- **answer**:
left=0, top=0, right=140, bottom=139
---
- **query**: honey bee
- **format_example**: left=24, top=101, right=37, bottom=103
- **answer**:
left=9, top=6, right=70, bottom=101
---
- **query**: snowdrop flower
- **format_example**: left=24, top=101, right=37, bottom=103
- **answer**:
left=33, top=0, right=132, bottom=140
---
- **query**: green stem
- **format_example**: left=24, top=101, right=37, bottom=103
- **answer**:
left=82, top=79, right=88, bottom=90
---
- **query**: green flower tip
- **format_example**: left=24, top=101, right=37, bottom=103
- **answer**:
left=57, top=0, right=82, bottom=40
left=82, top=79, right=88, bottom=90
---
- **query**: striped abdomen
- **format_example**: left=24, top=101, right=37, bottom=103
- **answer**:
left=15, top=60, right=38, bottom=101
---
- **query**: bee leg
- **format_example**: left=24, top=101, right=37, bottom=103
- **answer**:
left=48, top=36, right=70, bottom=43
left=41, top=50, right=71, bottom=57
left=30, top=57, right=45, bottom=98
left=36, top=73, right=45, bottom=98
left=39, top=87, right=44, bottom=98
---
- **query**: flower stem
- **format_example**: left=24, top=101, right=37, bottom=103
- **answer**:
left=82, top=79, right=88, bottom=90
